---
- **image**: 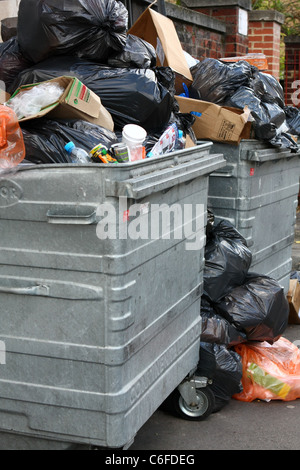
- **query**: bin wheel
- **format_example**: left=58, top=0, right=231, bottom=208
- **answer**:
left=172, top=386, right=215, bottom=421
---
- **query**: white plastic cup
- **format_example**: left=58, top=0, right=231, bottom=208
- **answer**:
left=122, top=124, right=147, bottom=161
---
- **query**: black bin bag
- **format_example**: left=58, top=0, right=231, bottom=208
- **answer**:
left=189, top=58, right=253, bottom=104
left=11, top=57, right=174, bottom=133
left=17, top=0, right=128, bottom=64
left=214, top=273, right=289, bottom=344
left=197, top=342, right=243, bottom=412
left=0, top=37, right=33, bottom=94
left=107, top=34, right=156, bottom=69
left=21, top=118, right=118, bottom=164
left=285, top=106, right=300, bottom=136
left=200, top=298, right=247, bottom=348
left=203, top=219, right=252, bottom=303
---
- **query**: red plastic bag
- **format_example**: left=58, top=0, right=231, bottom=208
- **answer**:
left=233, top=337, right=300, bottom=402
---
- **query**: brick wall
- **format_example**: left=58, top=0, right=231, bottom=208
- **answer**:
left=248, top=10, right=284, bottom=80
left=284, top=36, right=300, bottom=107
left=181, top=0, right=252, bottom=57
left=191, top=6, right=249, bottom=56
left=165, top=2, right=227, bottom=61
left=173, top=19, right=225, bottom=60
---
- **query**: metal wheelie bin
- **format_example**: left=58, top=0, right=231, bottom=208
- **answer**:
left=208, top=139, right=300, bottom=294
left=0, top=143, right=225, bottom=449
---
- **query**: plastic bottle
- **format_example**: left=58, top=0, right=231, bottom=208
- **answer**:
left=176, top=130, right=186, bottom=150
left=0, top=105, right=26, bottom=169
left=64, top=141, right=91, bottom=164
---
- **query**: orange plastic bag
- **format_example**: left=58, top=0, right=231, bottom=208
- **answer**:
left=0, top=105, right=25, bottom=168
left=233, top=337, right=300, bottom=402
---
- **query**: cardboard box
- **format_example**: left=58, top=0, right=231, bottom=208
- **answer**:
left=287, top=279, right=300, bottom=324
left=128, top=6, right=193, bottom=94
left=7, top=76, right=114, bottom=131
left=175, top=96, right=252, bottom=145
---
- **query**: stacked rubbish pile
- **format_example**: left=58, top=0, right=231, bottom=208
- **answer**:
left=199, top=214, right=293, bottom=412
left=0, top=1, right=299, bottom=170
left=187, top=57, right=300, bottom=152
left=0, top=0, right=198, bottom=168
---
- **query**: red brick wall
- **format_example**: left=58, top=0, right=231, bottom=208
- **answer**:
left=248, top=20, right=282, bottom=79
left=191, top=6, right=249, bottom=56
left=284, top=38, right=300, bottom=107
left=173, top=20, right=226, bottom=60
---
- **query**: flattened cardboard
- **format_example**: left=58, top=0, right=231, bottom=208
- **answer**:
left=175, top=96, right=252, bottom=145
left=287, top=279, right=300, bottom=324
left=128, top=7, right=192, bottom=93
left=7, top=76, right=114, bottom=131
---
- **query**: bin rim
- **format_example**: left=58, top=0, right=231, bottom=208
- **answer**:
left=7, top=141, right=213, bottom=174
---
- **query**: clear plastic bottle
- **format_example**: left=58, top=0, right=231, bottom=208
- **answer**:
left=0, top=105, right=26, bottom=169
left=176, top=130, right=186, bottom=150
left=64, top=141, right=91, bottom=164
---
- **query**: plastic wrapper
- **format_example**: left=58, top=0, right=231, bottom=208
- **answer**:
left=0, top=37, right=33, bottom=94
left=234, top=337, right=300, bottom=402
left=6, top=82, right=65, bottom=120
left=12, top=57, right=174, bottom=134
left=189, top=58, right=253, bottom=105
left=203, top=220, right=252, bottom=303
left=148, top=123, right=178, bottom=157
left=17, top=0, right=128, bottom=64
left=21, top=118, right=118, bottom=164
left=200, top=298, right=247, bottom=348
left=215, top=273, right=289, bottom=344
left=107, top=34, right=156, bottom=69
left=284, top=106, right=300, bottom=136
left=197, top=342, right=243, bottom=412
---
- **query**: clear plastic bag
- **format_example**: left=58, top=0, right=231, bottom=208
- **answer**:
left=6, top=82, right=65, bottom=120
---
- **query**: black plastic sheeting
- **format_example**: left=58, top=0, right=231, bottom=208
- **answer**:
left=214, top=273, right=289, bottom=344
left=203, top=219, right=252, bottom=303
left=107, top=34, right=156, bottom=69
left=197, top=342, right=243, bottom=412
left=200, top=298, right=247, bottom=348
left=188, top=58, right=298, bottom=151
left=17, top=0, right=128, bottom=64
left=0, top=37, right=33, bottom=92
left=21, top=118, right=118, bottom=164
left=11, top=56, right=175, bottom=133
left=285, top=106, right=300, bottom=136
left=189, top=58, right=253, bottom=104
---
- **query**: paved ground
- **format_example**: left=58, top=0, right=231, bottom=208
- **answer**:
left=127, top=209, right=300, bottom=451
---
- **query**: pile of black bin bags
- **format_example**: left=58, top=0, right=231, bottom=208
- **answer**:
left=199, top=214, right=289, bottom=412
left=189, top=58, right=300, bottom=152
left=0, top=0, right=197, bottom=164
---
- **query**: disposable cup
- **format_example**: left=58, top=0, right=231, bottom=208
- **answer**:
left=122, top=124, right=147, bottom=155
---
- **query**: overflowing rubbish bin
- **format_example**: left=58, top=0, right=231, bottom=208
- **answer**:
left=207, top=139, right=300, bottom=294
left=0, top=144, right=225, bottom=449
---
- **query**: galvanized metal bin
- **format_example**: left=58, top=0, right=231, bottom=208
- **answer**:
left=0, top=143, right=225, bottom=450
left=207, top=139, right=300, bottom=294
